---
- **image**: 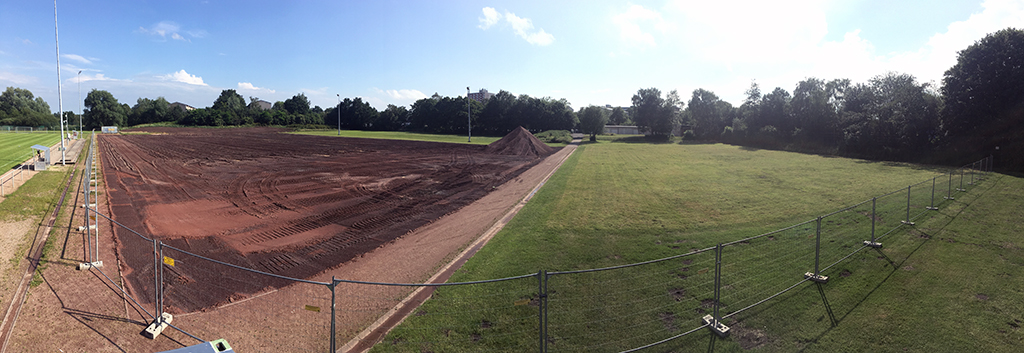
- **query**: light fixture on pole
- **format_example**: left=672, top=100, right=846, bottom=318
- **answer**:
left=78, top=70, right=82, bottom=134
left=467, top=87, right=471, bottom=143
left=337, top=94, right=341, bottom=136
left=54, top=0, right=65, bottom=165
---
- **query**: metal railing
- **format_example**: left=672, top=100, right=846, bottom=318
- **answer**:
left=78, top=154, right=993, bottom=352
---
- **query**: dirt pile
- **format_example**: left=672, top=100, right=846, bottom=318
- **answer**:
left=485, top=126, right=555, bottom=158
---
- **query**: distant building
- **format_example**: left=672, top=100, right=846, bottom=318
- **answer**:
left=252, top=100, right=273, bottom=111
left=468, top=88, right=494, bottom=103
left=169, top=102, right=196, bottom=112
left=604, top=125, right=640, bottom=135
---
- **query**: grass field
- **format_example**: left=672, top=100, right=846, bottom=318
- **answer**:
left=0, top=132, right=62, bottom=173
left=369, top=141, right=1018, bottom=352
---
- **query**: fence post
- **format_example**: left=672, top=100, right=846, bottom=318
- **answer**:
left=945, top=172, right=954, bottom=200
left=863, top=198, right=882, bottom=248
left=154, top=239, right=161, bottom=317
left=927, top=177, right=938, bottom=211
left=330, top=276, right=337, bottom=353
left=957, top=168, right=966, bottom=192
left=703, top=243, right=730, bottom=336
left=538, top=270, right=548, bottom=353
left=901, top=185, right=914, bottom=226
left=805, top=218, right=829, bottom=283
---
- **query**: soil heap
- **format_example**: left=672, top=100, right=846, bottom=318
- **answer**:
left=485, top=126, right=555, bottom=158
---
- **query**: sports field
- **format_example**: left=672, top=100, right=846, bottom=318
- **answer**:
left=0, top=132, right=62, bottom=172
left=372, top=141, right=1019, bottom=352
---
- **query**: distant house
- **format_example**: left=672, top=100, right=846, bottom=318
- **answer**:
left=169, top=102, right=196, bottom=112
left=468, top=88, right=494, bottom=103
left=252, top=100, right=273, bottom=111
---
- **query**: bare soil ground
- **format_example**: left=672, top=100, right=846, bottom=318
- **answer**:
left=5, top=127, right=574, bottom=352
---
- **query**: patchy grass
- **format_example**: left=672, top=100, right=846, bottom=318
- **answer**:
left=371, top=142, right=994, bottom=352
left=293, top=129, right=571, bottom=147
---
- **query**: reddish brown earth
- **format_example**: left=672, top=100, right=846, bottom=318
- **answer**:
left=98, top=127, right=556, bottom=314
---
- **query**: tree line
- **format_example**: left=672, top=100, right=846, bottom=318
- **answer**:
left=3, top=28, right=1019, bottom=170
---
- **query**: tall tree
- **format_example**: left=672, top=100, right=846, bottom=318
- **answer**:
left=686, top=88, right=725, bottom=139
left=283, top=93, right=311, bottom=115
left=631, top=88, right=680, bottom=137
left=0, top=87, right=57, bottom=128
left=83, top=89, right=128, bottom=129
left=608, top=106, right=629, bottom=125
left=577, top=106, right=608, bottom=141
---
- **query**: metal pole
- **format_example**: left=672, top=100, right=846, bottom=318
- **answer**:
left=153, top=238, right=159, bottom=318
left=870, top=198, right=876, bottom=242
left=714, top=243, right=722, bottom=325
left=945, top=172, right=954, bottom=200
left=957, top=168, right=965, bottom=192
left=927, top=177, right=938, bottom=210
left=336, top=94, right=341, bottom=136
left=537, top=270, right=544, bottom=353
left=330, top=277, right=337, bottom=353
left=467, top=87, right=472, bottom=143
left=159, top=241, right=164, bottom=316
left=814, top=217, right=822, bottom=275
left=54, top=0, right=66, bottom=165
left=78, top=70, right=82, bottom=133
left=904, top=185, right=912, bottom=224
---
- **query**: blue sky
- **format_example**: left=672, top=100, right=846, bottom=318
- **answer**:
left=1, top=0, right=1022, bottom=115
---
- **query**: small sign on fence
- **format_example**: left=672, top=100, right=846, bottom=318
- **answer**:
left=163, top=256, right=175, bottom=267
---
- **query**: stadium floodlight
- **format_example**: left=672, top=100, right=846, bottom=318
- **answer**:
left=467, top=87, right=471, bottom=143
left=54, top=0, right=65, bottom=165
left=78, top=70, right=82, bottom=134
left=337, top=94, right=341, bottom=136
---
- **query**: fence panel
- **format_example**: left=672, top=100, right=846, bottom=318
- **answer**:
left=364, top=276, right=539, bottom=352
left=818, top=199, right=874, bottom=272
left=541, top=249, right=715, bottom=352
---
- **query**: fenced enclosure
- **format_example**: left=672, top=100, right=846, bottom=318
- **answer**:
left=79, top=153, right=992, bottom=352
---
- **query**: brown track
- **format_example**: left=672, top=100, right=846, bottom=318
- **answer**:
left=97, top=127, right=552, bottom=314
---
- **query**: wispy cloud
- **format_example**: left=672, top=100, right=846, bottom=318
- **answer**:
left=0, top=71, right=37, bottom=85
left=138, top=21, right=205, bottom=42
left=160, top=69, right=207, bottom=86
left=477, top=8, right=555, bottom=46
left=383, top=89, right=427, bottom=101
left=62, top=54, right=94, bottom=65
left=238, top=82, right=276, bottom=94
left=80, top=73, right=128, bottom=83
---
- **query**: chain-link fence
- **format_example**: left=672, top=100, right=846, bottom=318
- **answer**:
left=78, top=153, right=992, bottom=352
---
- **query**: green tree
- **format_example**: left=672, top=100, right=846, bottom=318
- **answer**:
left=376, top=104, right=409, bottom=131
left=631, top=88, right=681, bottom=137
left=83, top=89, right=128, bottom=129
left=211, top=89, right=245, bottom=124
left=129, top=97, right=170, bottom=126
left=283, top=93, right=311, bottom=115
left=686, top=88, right=726, bottom=139
left=577, top=106, right=609, bottom=141
left=608, top=106, right=629, bottom=125
left=0, top=87, right=57, bottom=128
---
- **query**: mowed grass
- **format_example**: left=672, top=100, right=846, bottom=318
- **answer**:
left=0, top=132, right=62, bottom=172
left=369, top=142, right=1015, bottom=352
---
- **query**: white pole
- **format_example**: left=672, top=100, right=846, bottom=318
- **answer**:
left=78, top=70, right=82, bottom=134
left=54, top=0, right=65, bottom=165
left=467, top=87, right=471, bottom=143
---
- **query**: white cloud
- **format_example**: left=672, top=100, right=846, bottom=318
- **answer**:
left=238, top=82, right=276, bottom=93
left=62, top=54, right=93, bottom=65
left=479, top=7, right=502, bottom=29
left=383, top=89, right=427, bottom=101
left=160, top=70, right=207, bottom=86
left=504, top=12, right=555, bottom=46
left=80, top=73, right=127, bottom=83
left=0, top=71, right=37, bottom=85
left=613, top=4, right=671, bottom=47
left=478, top=8, right=554, bottom=46
left=139, top=21, right=205, bottom=42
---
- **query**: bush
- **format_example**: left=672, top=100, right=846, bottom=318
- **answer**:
left=534, top=130, right=572, bottom=144
left=682, top=129, right=696, bottom=140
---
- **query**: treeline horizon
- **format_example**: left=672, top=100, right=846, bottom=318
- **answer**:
left=2, top=28, right=1020, bottom=171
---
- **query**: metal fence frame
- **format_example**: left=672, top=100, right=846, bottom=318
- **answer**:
left=79, top=151, right=993, bottom=352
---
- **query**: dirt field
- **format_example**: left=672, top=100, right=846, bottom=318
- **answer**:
left=98, top=127, right=555, bottom=314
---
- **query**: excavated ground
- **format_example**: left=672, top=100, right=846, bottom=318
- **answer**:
left=99, top=127, right=552, bottom=313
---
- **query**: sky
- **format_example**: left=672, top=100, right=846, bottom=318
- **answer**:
left=1, top=0, right=1022, bottom=115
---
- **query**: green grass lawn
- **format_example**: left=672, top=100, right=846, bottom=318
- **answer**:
left=0, top=132, right=62, bottom=172
left=368, top=141, right=1012, bottom=352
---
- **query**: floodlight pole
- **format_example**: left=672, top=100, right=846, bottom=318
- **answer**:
left=54, top=0, right=65, bottom=165
left=78, top=70, right=82, bottom=134
left=337, top=94, right=341, bottom=136
left=467, top=87, right=471, bottom=143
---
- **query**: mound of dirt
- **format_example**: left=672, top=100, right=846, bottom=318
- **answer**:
left=485, top=126, right=555, bottom=158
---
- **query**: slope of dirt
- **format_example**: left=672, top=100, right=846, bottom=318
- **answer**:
left=485, top=126, right=555, bottom=157
left=98, top=128, right=558, bottom=313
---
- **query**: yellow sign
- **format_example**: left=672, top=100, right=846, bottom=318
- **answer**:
left=513, top=299, right=530, bottom=306
left=304, top=305, right=321, bottom=312
left=163, top=256, right=175, bottom=267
